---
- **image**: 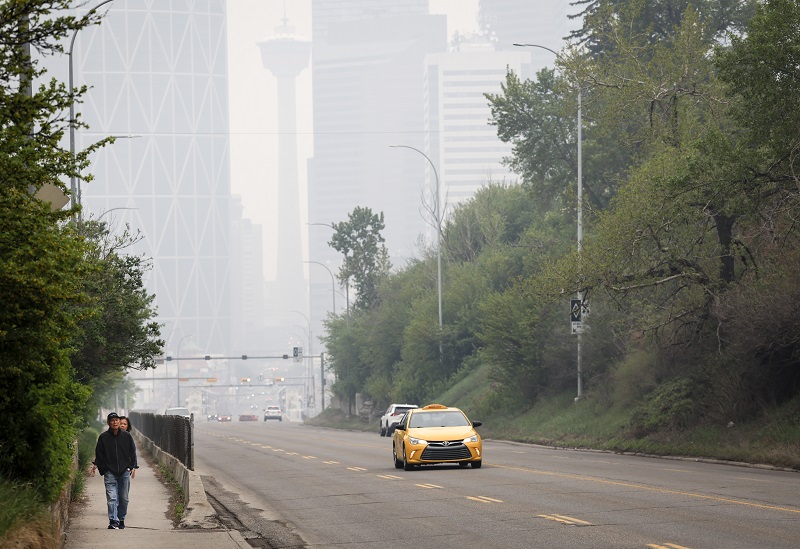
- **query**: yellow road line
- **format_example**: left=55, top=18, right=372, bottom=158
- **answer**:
left=467, top=495, right=503, bottom=503
left=492, top=464, right=800, bottom=515
left=415, top=483, right=444, bottom=489
left=538, top=514, right=591, bottom=525
left=647, top=544, right=692, bottom=549
left=347, top=466, right=367, bottom=472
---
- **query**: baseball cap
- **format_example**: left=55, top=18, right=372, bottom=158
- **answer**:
left=107, top=412, right=120, bottom=422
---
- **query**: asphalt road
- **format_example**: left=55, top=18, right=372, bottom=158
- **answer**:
left=194, top=420, right=800, bottom=549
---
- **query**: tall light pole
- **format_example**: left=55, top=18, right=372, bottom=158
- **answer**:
left=514, top=42, right=583, bottom=400
left=308, top=222, right=350, bottom=326
left=389, top=145, right=443, bottom=334
left=305, top=261, right=336, bottom=317
left=68, top=0, right=117, bottom=211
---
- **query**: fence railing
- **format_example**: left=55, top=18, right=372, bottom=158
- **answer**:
left=129, top=411, right=194, bottom=470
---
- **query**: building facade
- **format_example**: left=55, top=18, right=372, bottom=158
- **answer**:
left=67, top=1, right=235, bottom=364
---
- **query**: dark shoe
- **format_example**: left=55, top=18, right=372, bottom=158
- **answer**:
left=108, top=521, right=119, bottom=529
left=118, top=520, right=125, bottom=529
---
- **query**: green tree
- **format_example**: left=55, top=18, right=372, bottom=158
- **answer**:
left=329, top=206, right=391, bottom=311
left=569, top=0, right=755, bottom=52
left=71, top=220, right=163, bottom=413
left=0, top=2, right=153, bottom=501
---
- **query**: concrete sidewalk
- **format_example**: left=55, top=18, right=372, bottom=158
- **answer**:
left=64, top=454, right=249, bottom=549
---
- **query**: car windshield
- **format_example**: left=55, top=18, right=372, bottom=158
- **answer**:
left=409, top=410, right=470, bottom=428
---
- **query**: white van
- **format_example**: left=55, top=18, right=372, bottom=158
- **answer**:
left=165, top=407, right=191, bottom=418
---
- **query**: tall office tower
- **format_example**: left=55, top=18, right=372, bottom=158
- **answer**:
left=258, top=17, right=311, bottom=342
left=68, top=2, right=234, bottom=364
left=424, top=36, right=531, bottom=221
left=229, top=196, right=266, bottom=356
left=479, top=0, right=576, bottom=63
left=308, top=1, right=446, bottom=338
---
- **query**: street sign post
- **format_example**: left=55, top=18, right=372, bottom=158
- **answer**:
left=570, top=298, right=583, bottom=334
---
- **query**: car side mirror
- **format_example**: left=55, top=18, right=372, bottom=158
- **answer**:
left=472, top=421, right=482, bottom=428
left=394, top=424, right=406, bottom=431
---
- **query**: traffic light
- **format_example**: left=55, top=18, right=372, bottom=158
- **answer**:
left=275, top=377, right=285, bottom=382
left=241, top=377, right=251, bottom=383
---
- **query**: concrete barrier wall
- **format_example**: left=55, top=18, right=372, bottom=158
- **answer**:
left=132, top=430, right=217, bottom=528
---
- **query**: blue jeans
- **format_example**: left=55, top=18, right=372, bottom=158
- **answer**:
left=103, top=470, right=130, bottom=523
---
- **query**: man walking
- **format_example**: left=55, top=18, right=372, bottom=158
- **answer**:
left=94, top=412, right=138, bottom=529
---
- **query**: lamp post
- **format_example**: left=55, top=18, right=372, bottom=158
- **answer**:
left=389, top=145, right=442, bottom=331
left=68, top=0, right=118, bottom=211
left=308, top=222, right=350, bottom=326
left=514, top=42, right=583, bottom=400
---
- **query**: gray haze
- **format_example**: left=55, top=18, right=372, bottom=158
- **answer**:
left=56, top=0, right=579, bottom=418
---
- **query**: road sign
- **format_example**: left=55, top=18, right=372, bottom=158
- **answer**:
left=570, top=299, right=583, bottom=334
left=293, top=346, right=303, bottom=363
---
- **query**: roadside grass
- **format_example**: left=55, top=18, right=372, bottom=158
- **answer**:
left=311, top=365, right=800, bottom=471
left=305, top=407, right=373, bottom=432
left=146, top=451, right=186, bottom=525
left=0, top=477, right=59, bottom=549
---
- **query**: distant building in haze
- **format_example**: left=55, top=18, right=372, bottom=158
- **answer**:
left=66, top=2, right=235, bottom=364
left=424, top=35, right=531, bottom=224
left=308, top=0, right=447, bottom=336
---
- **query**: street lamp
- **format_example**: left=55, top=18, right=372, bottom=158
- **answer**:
left=308, top=222, right=350, bottom=325
left=514, top=42, right=583, bottom=400
left=391, top=145, right=443, bottom=364
left=389, top=145, right=443, bottom=333
left=305, top=261, right=336, bottom=317
left=68, top=0, right=118, bottom=211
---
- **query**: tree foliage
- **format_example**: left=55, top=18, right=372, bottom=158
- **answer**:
left=0, top=2, right=162, bottom=501
left=319, top=0, right=800, bottom=431
left=329, top=206, right=391, bottom=311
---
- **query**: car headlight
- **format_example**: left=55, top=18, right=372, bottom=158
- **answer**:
left=408, top=437, right=427, bottom=445
left=463, top=434, right=478, bottom=443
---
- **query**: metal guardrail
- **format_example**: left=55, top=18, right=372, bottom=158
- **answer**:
left=129, top=411, right=194, bottom=470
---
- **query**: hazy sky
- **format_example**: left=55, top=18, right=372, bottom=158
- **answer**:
left=226, top=1, right=480, bottom=277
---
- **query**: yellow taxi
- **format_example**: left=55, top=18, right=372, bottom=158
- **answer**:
left=392, top=404, right=482, bottom=470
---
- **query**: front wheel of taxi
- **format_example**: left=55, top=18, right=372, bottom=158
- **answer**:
left=402, top=445, right=414, bottom=471
left=393, top=443, right=403, bottom=469
left=471, top=460, right=482, bottom=469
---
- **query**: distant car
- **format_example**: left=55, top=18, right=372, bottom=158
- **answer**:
left=207, top=414, right=219, bottom=421
left=380, top=403, right=418, bottom=436
left=264, top=406, right=282, bottom=421
left=392, top=403, right=482, bottom=471
left=218, top=414, right=232, bottom=422
left=239, top=414, right=258, bottom=421
left=165, top=407, right=191, bottom=418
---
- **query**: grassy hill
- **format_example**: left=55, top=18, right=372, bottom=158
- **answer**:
left=308, top=362, right=800, bottom=471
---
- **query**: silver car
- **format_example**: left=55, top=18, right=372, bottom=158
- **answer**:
left=379, top=404, right=417, bottom=436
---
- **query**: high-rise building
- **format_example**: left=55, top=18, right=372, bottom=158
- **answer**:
left=308, top=1, right=447, bottom=336
left=424, top=36, right=531, bottom=223
left=66, top=2, right=234, bottom=364
left=479, top=0, right=576, bottom=55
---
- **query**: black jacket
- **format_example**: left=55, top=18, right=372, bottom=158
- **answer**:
left=94, top=428, right=138, bottom=476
